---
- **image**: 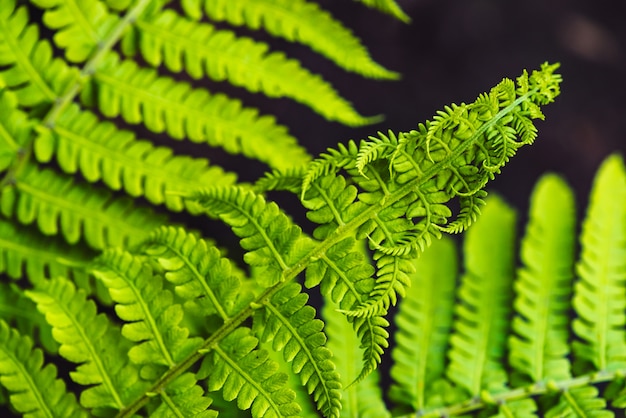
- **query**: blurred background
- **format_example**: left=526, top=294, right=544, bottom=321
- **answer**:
left=230, top=0, right=626, bottom=216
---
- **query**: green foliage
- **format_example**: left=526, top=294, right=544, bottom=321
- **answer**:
left=7, top=0, right=622, bottom=417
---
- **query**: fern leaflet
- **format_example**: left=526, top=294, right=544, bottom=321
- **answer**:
left=0, top=320, right=88, bottom=417
left=573, top=155, right=626, bottom=373
left=82, top=52, right=310, bottom=170
left=510, top=174, right=576, bottom=383
left=127, top=8, right=376, bottom=126
left=181, top=0, right=398, bottom=79
left=25, top=277, right=146, bottom=411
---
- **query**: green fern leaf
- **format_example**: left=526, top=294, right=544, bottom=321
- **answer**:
left=305, top=237, right=389, bottom=383
left=92, top=249, right=204, bottom=368
left=0, top=283, right=58, bottom=354
left=389, top=237, right=458, bottom=412
left=509, top=174, right=576, bottom=383
left=104, top=0, right=132, bottom=11
left=81, top=52, right=310, bottom=170
left=447, top=195, right=516, bottom=395
left=189, top=186, right=314, bottom=287
left=544, top=385, right=613, bottom=418
left=33, top=104, right=236, bottom=213
left=253, top=282, right=342, bottom=418
left=24, top=277, right=146, bottom=411
left=0, top=218, right=92, bottom=284
left=322, top=301, right=390, bottom=418
left=0, top=91, right=32, bottom=172
left=150, top=373, right=217, bottom=418
left=140, top=226, right=251, bottom=320
left=181, top=0, right=398, bottom=79
left=198, top=326, right=301, bottom=418
left=126, top=9, right=377, bottom=126
left=0, top=162, right=165, bottom=250
left=30, top=0, right=120, bottom=62
left=353, top=0, right=410, bottom=22
left=0, top=320, right=89, bottom=417
left=0, top=0, right=79, bottom=107
left=573, top=154, right=626, bottom=373
left=492, top=399, right=538, bottom=418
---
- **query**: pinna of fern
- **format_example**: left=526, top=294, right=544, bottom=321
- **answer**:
left=388, top=154, right=626, bottom=417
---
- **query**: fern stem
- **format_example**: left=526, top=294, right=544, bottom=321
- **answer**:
left=402, top=368, right=626, bottom=417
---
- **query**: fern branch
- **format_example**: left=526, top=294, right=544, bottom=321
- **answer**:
left=510, top=174, right=576, bottom=383
left=83, top=52, right=310, bottom=170
left=150, top=373, right=217, bottom=418
left=33, top=104, right=237, bottom=212
left=92, top=249, right=204, bottom=368
left=573, top=154, right=626, bottom=372
left=447, top=195, right=516, bottom=395
left=30, top=0, right=121, bottom=62
left=0, top=162, right=166, bottom=250
left=389, top=237, right=457, bottom=412
left=128, top=8, right=377, bottom=126
left=25, top=277, right=146, bottom=410
left=181, top=0, right=399, bottom=79
left=0, top=320, right=89, bottom=417
left=253, top=282, right=342, bottom=418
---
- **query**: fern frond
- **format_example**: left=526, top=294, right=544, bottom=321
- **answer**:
left=181, top=0, right=398, bottom=79
left=140, top=226, right=251, bottom=320
left=322, top=301, right=390, bottom=418
left=353, top=0, right=410, bottom=23
left=127, top=9, right=376, bottom=126
left=305, top=237, right=389, bottom=382
left=82, top=53, right=310, bottom=170
left=253, top=282, right=342, bottom=418
left=25, top=277, right=145, bottom=411
left=198, top=326, right=301, bottom=418
left=0, top=162, right=166, bottom=250
left=0, top=0, right=79, bottom=107
left=0, top=217, right=92, bottom=284
left=149, top=373, right=217, bottom=418
left=92, top=249, right=204, bottom=368
left=447, top=195, right=516, bottom=395
left=0, top=320, right=89, bottom=417
left=33, top=104, right=237, bottom=212
left=544, top=385, right=612, bottom=418
left=30, top=0, right=120, bottom=62
left=389, top=237, right=457, bottom=412
left=254, top=166, right=307, bottom=194
left=509, top=174, right=576, bottom=383
left=573, top=154, right=626, bottom=373
left=189, top=186, right=314, bottom=287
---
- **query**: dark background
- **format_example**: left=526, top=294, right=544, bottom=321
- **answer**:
left=232, top=0, right=626, bottom=217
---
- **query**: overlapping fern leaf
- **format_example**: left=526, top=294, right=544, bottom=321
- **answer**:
left=387, top=155, right=626, bottom=417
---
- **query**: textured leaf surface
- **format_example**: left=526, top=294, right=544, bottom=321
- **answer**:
left=83, top=53, right=310, bottom=170
left=30, top=0, right=120, bottom=62
left=573, top=155, right=626, bottom=372
left=389, top=237, right=457, bottom=411
left=150, top=373, right=217, bottom=418
left=128, top=9, right=376, bottom=126
left=447, top=195, right=516, bottom=395
left=141, top=226, right=251, bottom=319
left=510, top=174, right=576, bottom=382
left=0, top=91, right=32, bottom=172
left=0, top=320, right=88, bottom=417
left=190, top=187, right=312, bottom=287
left=25, top=277, right=145, bottom=410
left=199, top=326, right=301, bottom=418
left=0, top=162, right=166, bottom=250
left=181, top=0, right=398, bottom=79
left=92, top=249, right=203, bottom=368
left=323, top=302, right=390, bottom=418
left=0, top=0, right=79, bottom=106
left=254, top=282, right=342, bottom=418
left=33, top=104, right=236, bottom=213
